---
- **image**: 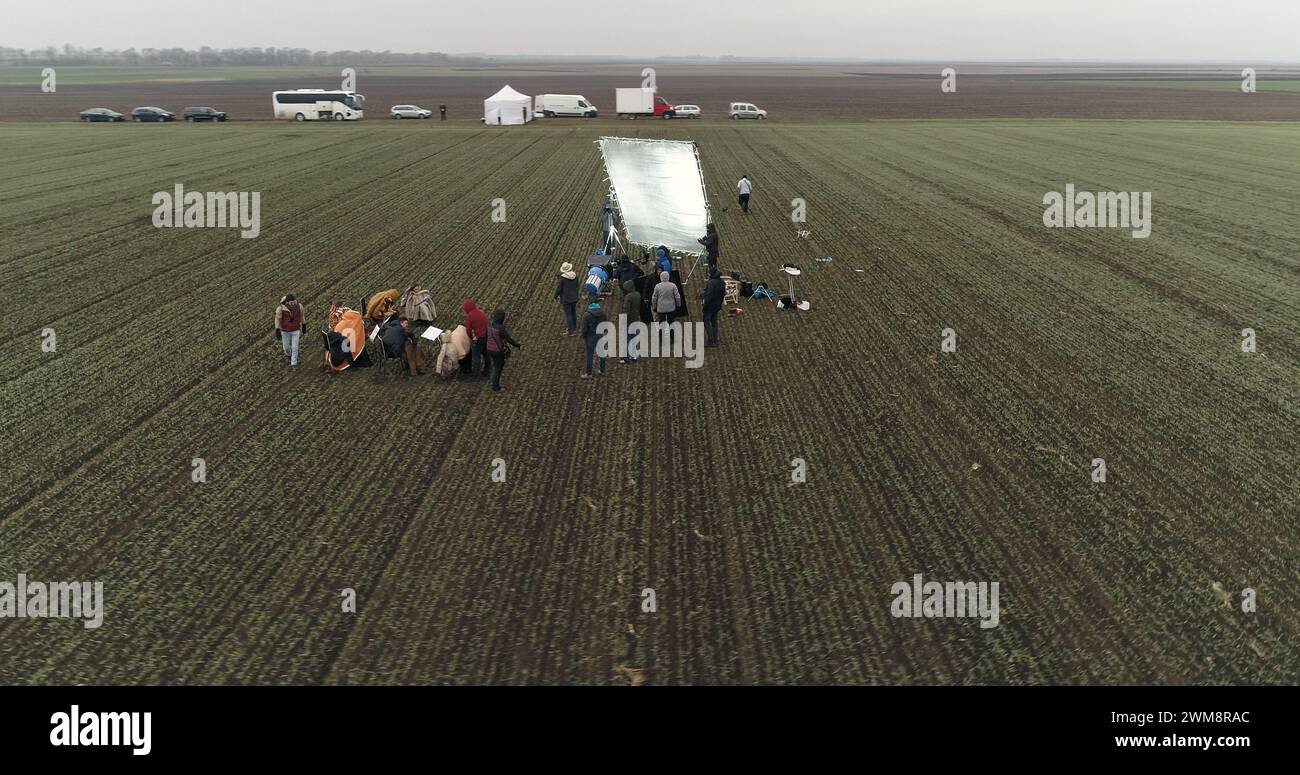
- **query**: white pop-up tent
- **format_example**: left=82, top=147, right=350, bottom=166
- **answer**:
left=484, top=85, right=533, bottom=125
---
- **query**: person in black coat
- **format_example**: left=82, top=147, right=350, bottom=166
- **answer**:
left=486, top=309, right=522, bottom=392
left=554, top=262, right=580, bottom=336
left=613, top=254, right=641, bottom=287
left=580, top=302, right=609, bottom=378
left=698, top=223, right=720, bottom=273
left=700, top=269, right=726, bottom=347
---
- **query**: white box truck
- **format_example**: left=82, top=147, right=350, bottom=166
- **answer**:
left=616, top=88, right=675, bottom=118
left=534, top=94, right=598, bottom=117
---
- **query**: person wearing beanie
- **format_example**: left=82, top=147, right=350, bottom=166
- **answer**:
left=554, top=262, right=579, bottom=336
left=580, top=301, right=608, bottom=378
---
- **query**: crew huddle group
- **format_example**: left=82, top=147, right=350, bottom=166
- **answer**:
left=382, top=301, right=523, bottom=391
left=273, top=262, right=723, bottom=386
left=271, top=187, right=741, bottom=386
left=273, top=294, right=523, bottom=391
left=553, top=247, right=727, bottom=379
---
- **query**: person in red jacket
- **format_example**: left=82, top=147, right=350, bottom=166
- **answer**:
left=462, top=299, right=490, bottom=376
left=274, top=294, right=304, bottom=367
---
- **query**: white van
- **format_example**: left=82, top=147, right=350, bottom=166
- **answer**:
left=534, top=94, right=598, bottom=118
left=728, top=102, right=767, bottom=120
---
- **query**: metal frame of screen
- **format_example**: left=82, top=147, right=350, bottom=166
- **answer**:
left=596, top=137, right=711, bottom=257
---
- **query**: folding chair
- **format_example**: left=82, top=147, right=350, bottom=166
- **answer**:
left=370, top=318, right=403, bottom=377
left=723, top=278, right=742, bottom=307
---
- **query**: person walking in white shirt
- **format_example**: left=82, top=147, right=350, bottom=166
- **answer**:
left=737, top=175, right=753, bottom=214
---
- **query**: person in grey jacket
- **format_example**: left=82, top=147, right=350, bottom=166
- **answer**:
left=651, top=271, right=681, bottom=324
left=554, top=262, right=580, bottom=336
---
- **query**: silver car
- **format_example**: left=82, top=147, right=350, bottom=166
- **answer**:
left=728, top=102, right=768, bottom=120
left=390, top=105, right=433, bottom=119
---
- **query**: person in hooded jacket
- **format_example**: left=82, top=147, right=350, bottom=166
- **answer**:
left=621, top=279, right=641, bottom=363
left=654, top=246, right=672, bottom=275
left=554, top=262, right=580, bottom=336
left=580, top=301, right=609, bottom=378
left=486, top=309, right=521, bottom=392
left=700, top=269, right=726, bottom=347
left=613, top=254, right=641, bottom=287
left=698, top=223, right=720, bottom=273
left=462, top=299, right=489, bottom=375
left=274, top=293, right=304, bottom=367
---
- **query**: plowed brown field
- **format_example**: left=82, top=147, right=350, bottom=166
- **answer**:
left=5, top=66, right=1300, bottom=122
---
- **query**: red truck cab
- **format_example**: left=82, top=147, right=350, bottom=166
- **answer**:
left=653, top=96, right=676, bottom=118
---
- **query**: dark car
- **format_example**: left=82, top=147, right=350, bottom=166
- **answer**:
left=131, top=107, right=175, bottom=123
left=183, top=106, right=228, bottom=122
left=79, top=108, right=125, bottom=122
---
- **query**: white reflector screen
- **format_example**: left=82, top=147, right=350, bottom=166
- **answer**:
left=598, top=137, right=708, bottom=255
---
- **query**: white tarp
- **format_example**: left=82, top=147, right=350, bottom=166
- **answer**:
left=597, top=137, right=708, bottom=255
left=484, top=84, right=532, bottom=125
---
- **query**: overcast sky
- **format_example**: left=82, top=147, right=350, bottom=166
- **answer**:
left=7, top=0, right=1299, bottom=61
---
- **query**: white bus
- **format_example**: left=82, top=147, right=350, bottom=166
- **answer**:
left=272, top=90, right=366, bottom=121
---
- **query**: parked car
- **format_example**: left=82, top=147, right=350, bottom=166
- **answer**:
left=131, top=107, right=175, bottom=123
left=79, top=108, right=125, bottom=122
left=390, top=105, right=433, bottom=119
left=673, top=104, right=702, bottom=119
left=728, top=102, right=767, bottom=120
left=183, top=106, right=227, bottom=122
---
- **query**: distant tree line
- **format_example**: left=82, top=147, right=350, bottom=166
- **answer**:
left=0, top=45, right=461, bottom=67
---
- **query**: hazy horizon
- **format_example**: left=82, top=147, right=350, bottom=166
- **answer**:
left=7, top=1, right=1299, bottom=61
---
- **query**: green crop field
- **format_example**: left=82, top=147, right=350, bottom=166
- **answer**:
left=1, top=120, right=1297, bottom=684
